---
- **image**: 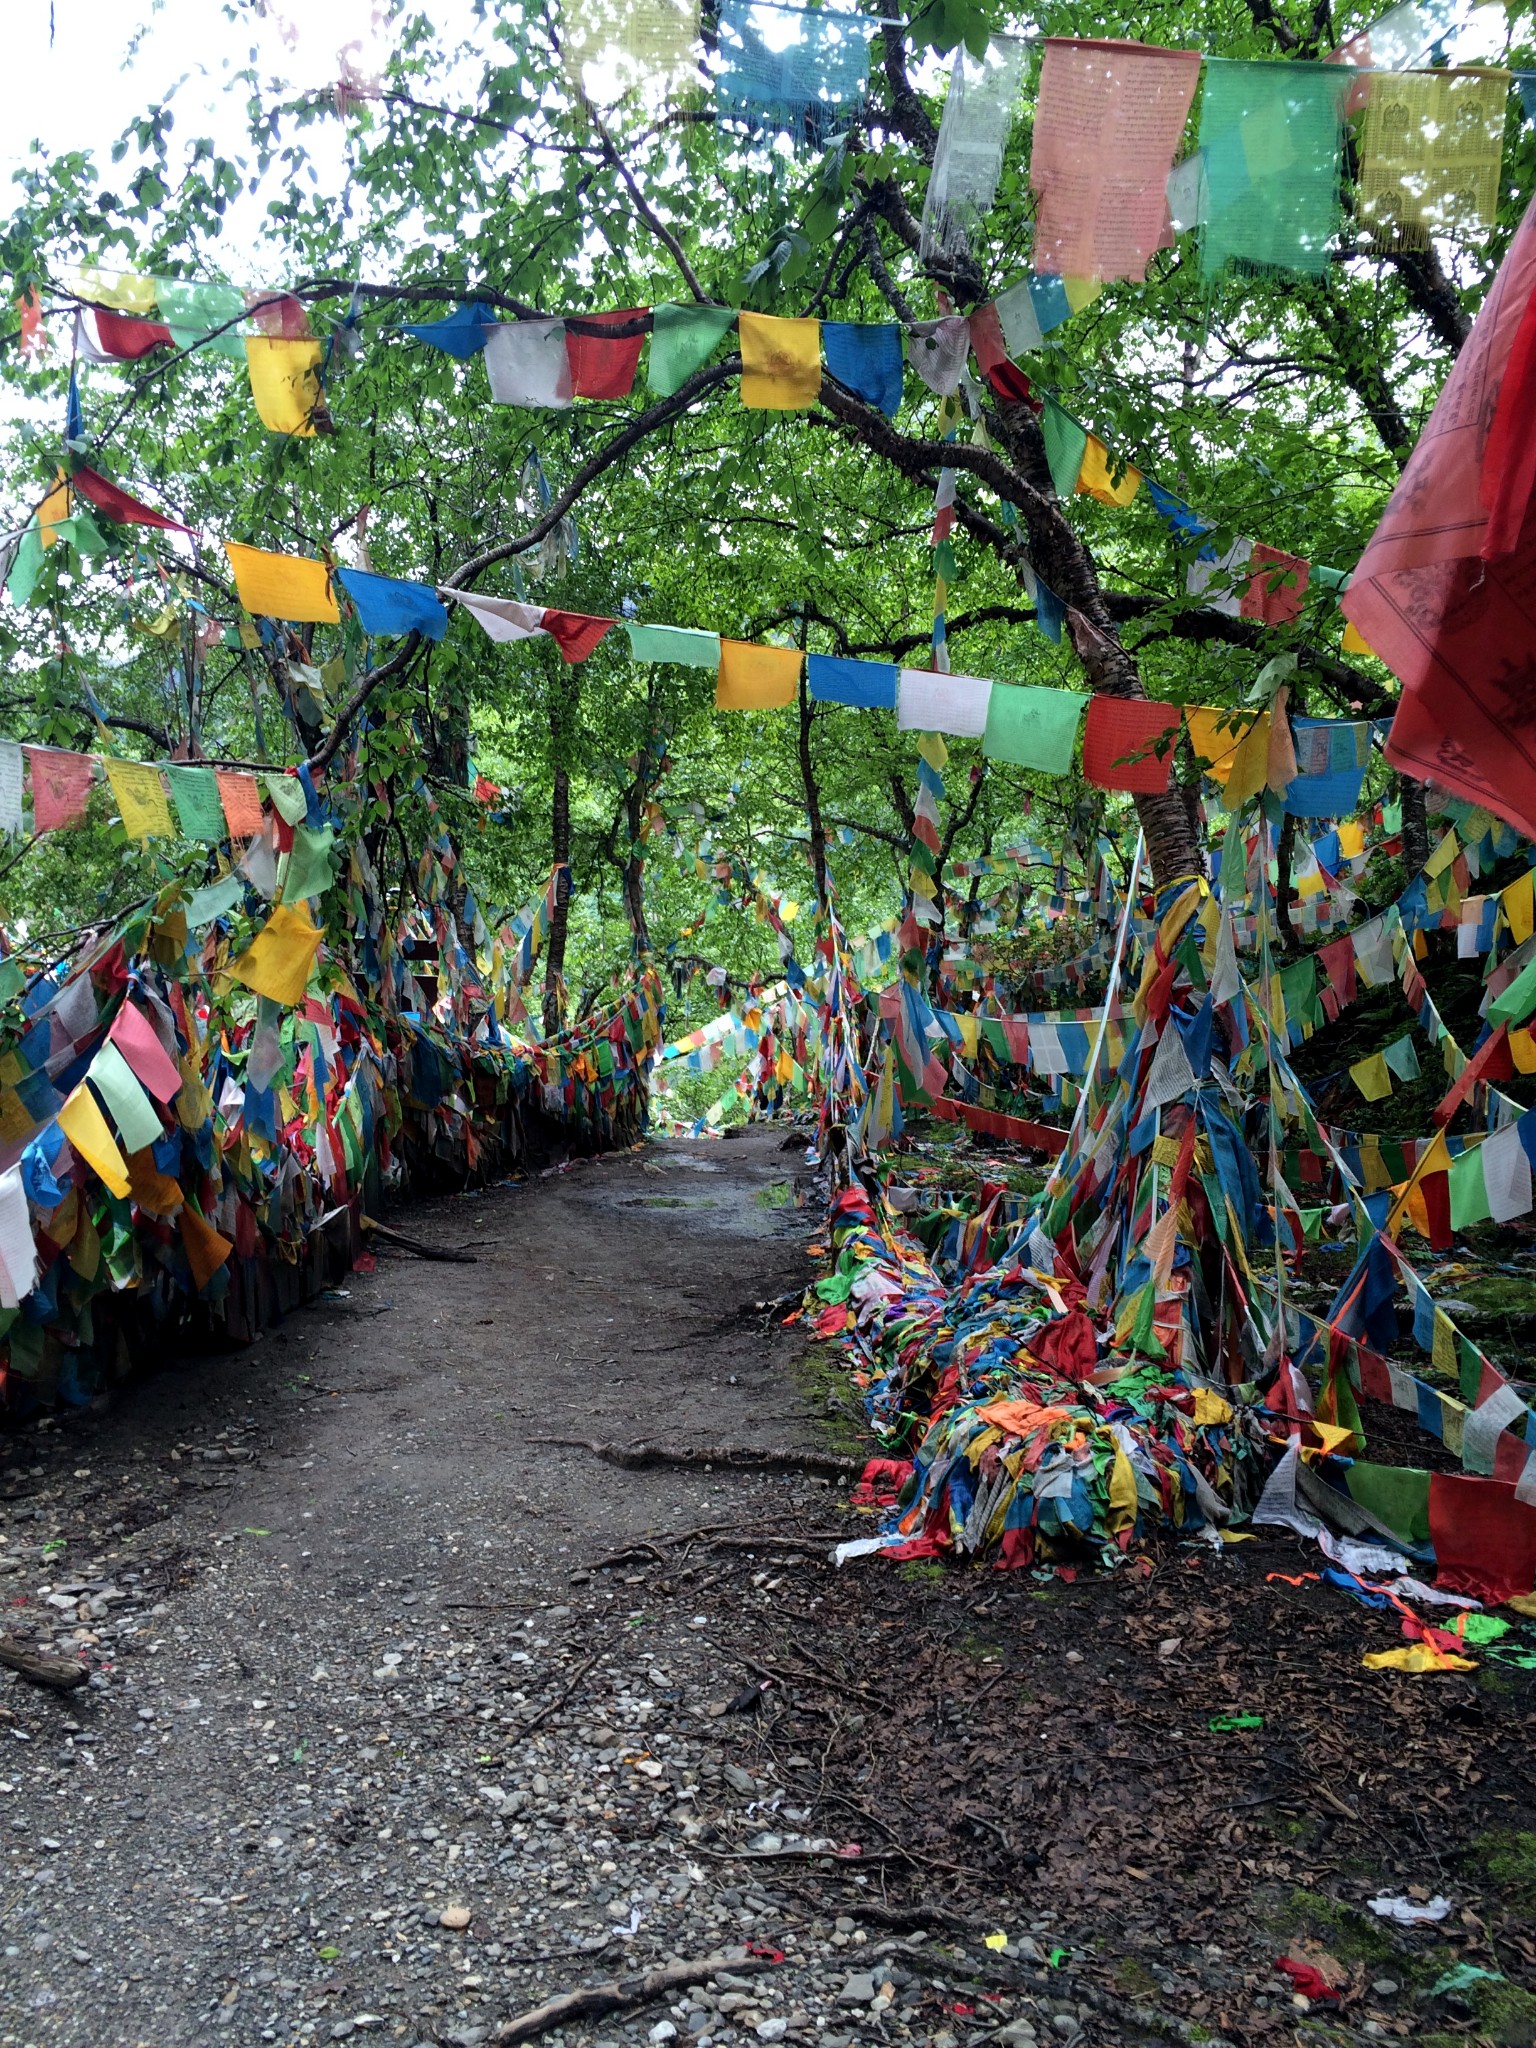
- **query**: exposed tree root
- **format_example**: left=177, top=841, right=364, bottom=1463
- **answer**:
left=484, top=1952, right=770, bottom=2043
left=532, top=1437, right=861, bottom=1479
left=0, top=1636, right=89, bottom=1691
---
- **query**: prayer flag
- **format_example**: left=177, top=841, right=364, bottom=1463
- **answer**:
left=1042, top=402, right=1089, bottom=499
left=108, top=1001, right=184, bottom=1103
left=401, top=301, right=497, bottom=356
left=0, top=1165, right=37, bottom=1309
left=227, top=901, right=323, bottom=1006
left=921, top=36, right=1028, bottom=259
left=483, top=320, right=574, bottom=406
left=1082, top=695, right=1180, bottom=792
left=448, top=592, right=549, bottom=643
left=1349, top=1051, right=1393, bottom=1102
left=738, top=311, right=822, bottom=408
left=69, top=465, right=190, bottom=533
left=245, top=337, right=326, bottom=434
left=75, top=308, right=173, bottom=361
left=807, top=654, right=897, bottom=709
left=982, top=683, right=1085, bottom=772
left=821, top=322, right=903, bottom=416
left=1243, top=542, right=1310, bottom=624
left=896, top=668, right=992, bottom=737
left=27, top=749, right=96, bottom=831
left=166, top=765, right=228, bottom=842
left=180, top=1204, right=234, bottom=1291
left=716, top=0, right=871, bottom=139
left=907, top=316, right=970, bottom=396
left=717, top=640, right=802, bottom=709
left=540, top=611, right=615, bottom=662
left=1198, top=59, right=1350, bottom=277
left=216, top=770, right=265, bottom=838
left=225, top=542, right=339, bottom=623
left=156, top=278, right=247, bottom=360
left=103, top=759, right=172, bottom=841
left=1077, top=434, right=1141, bottom=506
left=336, top=567, right=449, bottom=641
left=647, top=303, right=736, bottom=396
left=1029, top=38, right=1201, bottom=282
left=993, top=278, right=1043, bottom=356
left=58, top=1082, right=130, bottom=1199
left=1358, top=69, right=1510, bottom=248
left=565, top=309, right=647, bottom=399
left=1346, top=194, right=1536, bottom=837
left=0, top=741, right=20, bottom=839
left=626, top=623, right=721, bottom=666
left=88, top=1039, right=163, bottom=1154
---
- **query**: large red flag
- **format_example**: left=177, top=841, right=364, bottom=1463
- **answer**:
left=70, top=466, right=191, bottom=534
left=1343, top=195, right=1536, bottom=837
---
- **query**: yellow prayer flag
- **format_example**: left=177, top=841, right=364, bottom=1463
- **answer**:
left=958, top=1015, right=979, bottom=1058
left=39, top=474, right=71, bottom=547
left=1510, top=1026, right=1536, bottom=1074
left=1076, top=434, right=1141, bottom=507
left=917, top=732, right=948, bottom=771
left=227, top=901, right=324, bottom=1006
left=1226, top=713, right=1272, bottom=810
left=246, top=335, right=325, bottom=435
left=1349, top=1051, right=1392, bottom=1102
left=1063, top=277, right=1102, bottom=313
left=224, top=541, right=339, bottom=624
left=58, top=1083, right=131, bottom=1198
left=1186, top=706, right=1248, bottom=778
left=738, top=311, right=822, bottom=410
left=179, top=1204, right=234, bottom=1292
left=1337, top=820, right=1366, bottom=859
left=1341, top=620, right=1376, bottom=657
left=716, top=639, right=801, bottom=710
left=1425, top=828, right=1458, bottom=877
left=1503, top=869, right=1534, bottom=945
left=104, top=758, right=173, bottom=841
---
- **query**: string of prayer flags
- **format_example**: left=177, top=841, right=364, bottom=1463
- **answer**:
left=484, top=319, right=574, bottom=407
left=1029, top=39, right=1202, bottom=283
left=920, top=35, right=1029, bottom=260
left=647, top=303, right=736, bottom=396
left=807, top=654, right=898, bottom=709
left=821, top=322, right=904, bottom=417
left=245, top=337, right=327, bottom=434
left=1198, top=59, right=1351, bottom=278
left=565, top=309, right=647, bottom=399
left=1347, top=195, right=1536, bottom=840
left=896, top=668, right=990, bottom=738
left=1285, top=716, right=1372, bottom=817
left=626, top=622, right=721, bottom=666
left=225, top=542, right=339, bottom=624
left=1188, top=537, right=1310, bottom=623
left=982, top=683, right=1086, bottom=773
left=560, top=0, right=702, bottom=107
left=336, top=567, right=450, bottom=641
left=716, top=640, right=802, bottom=709
left=73, top=308, right=173, bottom=362
left=1082, top=695, right=1180, bottom=793
left=738, top=311, right=822, bottom=408
left=1357, top=69, right=1510, bottom=247
left=715, top=0, right=872, bottom=140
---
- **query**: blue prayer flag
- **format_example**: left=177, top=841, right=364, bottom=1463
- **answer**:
left=807, top=654, right=897, bottom=709
left=402, top=302, right=498, bottom=358
left=337, top=568, right=449, bottom=642
left=821, top=322, right=904, bottom=416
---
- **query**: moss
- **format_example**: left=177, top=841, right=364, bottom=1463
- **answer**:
left=1184, top=2026, right=1213, bottom=2044
left=1113, top=1957, right=1159, bottom=2000
left=753, top=1179, right=793, bottom=1209
left=959, top=1633, right=1004, bottom=1661
left=1470, top=1979, right=1536, bottom=2044
left=899, top=1560, right=945, bottom=1584
left=1280, top=1889, right=1396, bottom=1966
left=1473, top=1830, right=1536, bottom=1908
left=787, top=1348, right=868, bottom=1458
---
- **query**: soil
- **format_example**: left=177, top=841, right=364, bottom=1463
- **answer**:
left=0, top=1130, right=1533, bottom=2048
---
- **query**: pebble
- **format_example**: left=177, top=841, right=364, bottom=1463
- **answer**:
left=649, top=2025, right=678, bottom=2044
left=439, top=1905, right=473, bottom=1930
left=1371, top=1979, right=1401, bottom=1997
left=836, top=1973, right=878, bottom=2006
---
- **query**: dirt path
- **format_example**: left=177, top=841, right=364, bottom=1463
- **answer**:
left=2, top=1132, right=1534, bottom=2048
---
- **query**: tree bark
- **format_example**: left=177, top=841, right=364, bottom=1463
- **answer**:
left=543, top=764, right=571, bottom=1036
left=797, top=660, right=829, bottom=907
left=622, top=780, right=651, bottom=955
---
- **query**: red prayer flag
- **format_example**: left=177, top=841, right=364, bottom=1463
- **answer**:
left=89, top=309, right=175, bottom=360
left=564, top=309, right=647, bottom=400
left=1428, top=1472, right=1536, bottom=1603
left=1241, top=544, right=1309, bottom=625
left=1344, top=195, right=1536, bottom=837
left=540, top=611, right=615, bottom=662
left=215, top=770, right=266, bottom=838
left=966, top=304, right=1033, bottom=404
left=1082, top=696, right=1180, bottom=793
left=245, top=292, right=312, bottom=339
left=70, top=465, right=191, bottom=534
left=26, top=748, right=96, bottom=830
left=108, top=1001, right=185, bottom=1104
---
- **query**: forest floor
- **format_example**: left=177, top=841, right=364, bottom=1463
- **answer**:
left=1, top=1130, right=1534, bottom=2048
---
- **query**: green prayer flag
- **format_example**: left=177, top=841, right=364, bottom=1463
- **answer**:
left=166, top=764, right=227, bottom=842
left=1344, top=1460, right=1431, bottom=1544
left=157, top=279, right=249, bottom=361
left=1490, top=953, right=1536, bottom=1027
left=982, top=682, right=1085, bottom=774
left=1198, top=59, right=1349, bottom=278
left=281, top=823, right=337, bottom=904
left=265, top=772, right=309, bottom=826
left=187, top=873, right=243, bottom=926
left=979, top=1016, right=1010, bottom=1060
left=1041, top=401, right=1088, bottom=500
left=625, top=622, right=721, bottom=666
left=1383, top=1032, right=1420, bottom=1083
left=57, top=511, right=108, bottom=558
left=648, top=303, right=736, bottom=398
left=5, top=521, right=43, bottom=606
left=88, top=1040, right=163, bottom=1153
left=1448, top=1144, right=1491, bottom=1231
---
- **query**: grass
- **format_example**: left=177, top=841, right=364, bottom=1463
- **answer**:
left=753, top=1179, right=794, bottom=1209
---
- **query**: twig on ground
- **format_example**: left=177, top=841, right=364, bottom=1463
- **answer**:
left=361, top=1219, right=479, bottom=1263
left=532, top=1437, right=861, bottom=1478
left=484, top=1952, right=769, bottom=2043
left=519, top=1652, right=603, bottom=1738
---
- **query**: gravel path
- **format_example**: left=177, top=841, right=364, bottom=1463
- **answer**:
left=0, top=1134, right=1066, bottom=2048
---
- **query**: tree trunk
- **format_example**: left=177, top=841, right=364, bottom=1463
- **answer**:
left=622, top=782, right=651, bottom=955
left=1398, top=774, right=1430, bottom=874
left=543, top=764, right=571, bottom=1036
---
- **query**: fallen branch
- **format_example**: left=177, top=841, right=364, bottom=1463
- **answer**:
left=0, top=1636, right=89, bottom=1691
left=361, top=1218, right=478, bottom=1263
left=486, top=1951, right=769, bottom=2044
left=518, top=1651, right=602, bottom=1738
left=532, top=1437, right=861, bottom=1479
